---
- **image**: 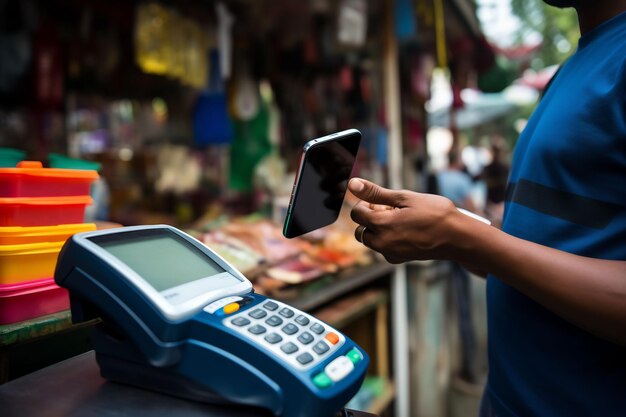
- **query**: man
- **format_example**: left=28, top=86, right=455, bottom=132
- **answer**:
left=436, top=149, right=478, bottom=213
left=479, top=138, right=509, bottom=226
left=349, top=1, right=626, bottom=416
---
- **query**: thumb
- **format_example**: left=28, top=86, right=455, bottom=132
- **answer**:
left=348, top=178, right=405, bottom=207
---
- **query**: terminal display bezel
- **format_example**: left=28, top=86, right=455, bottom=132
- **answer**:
left=73, top=225, right=253, bottom=321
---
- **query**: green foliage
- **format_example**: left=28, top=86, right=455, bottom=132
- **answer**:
left=510, top=0, right=580, bottom=68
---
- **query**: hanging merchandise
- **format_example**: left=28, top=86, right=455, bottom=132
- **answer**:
left=231, top=76, right=260, bottom=122
left=134, top=3, right=171, bottom=76
left=229, top=40, right=264, bottom=123
left=394, top=0, right=417, bottom=41
left=411, top=54, right=435, bottom=101
left=134, top=4, right=208, bottom=88
left=228, top=100, right=271, bottom=193
left=337, top=0, right=367, bottom=47
left=215, top=2, right=234, bottom=80
left=432, top=0, right=448, bottom=69
left=172, top=15, right=208, bottom=88
left=339, top=65, right=353, bottom=92
left=185, top=23, right=209, bottom=88
left=193, top=50, right=233, bottom=146
left=167, top=11, right=186, bottom=80
left=254, top=81, right=287, bottom=215
left=374, top=126, right=388, bottom=167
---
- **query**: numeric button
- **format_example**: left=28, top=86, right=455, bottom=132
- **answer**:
left=295, top=315, right=310, bottom=326
left=296, top=352, right=314, bottom=365
left=263, top=301, right=278, bottom=311
left=313, top=341, right=330, bottom=355
left=281, top=342, right=299, bottom=355
left=265, top=316, right=283, bottom=327
left=310, top=323, right=325, bottom=334
left=297, top=332, right=314, bottom=345
left=264, top=333, right=283, bottom=344
left=248, top=325, right=267, bottom=335
left=282, top=323, right=299, bottom=335
left=231, top=317, right=250, bottom=327
left=279, top=307, right=294, bottom=318
left=249, top=308, right=267, bottom=319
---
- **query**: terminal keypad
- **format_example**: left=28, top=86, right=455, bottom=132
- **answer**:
left=225, top=298, right=345, bottom=370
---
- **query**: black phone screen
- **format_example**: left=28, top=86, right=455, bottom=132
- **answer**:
left=283, top=130, right=361, bottom=238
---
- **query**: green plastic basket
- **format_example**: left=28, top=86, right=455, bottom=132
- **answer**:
left=0, top=148, right=26, bottom=168
left=48, top=153, right=101, bottom=172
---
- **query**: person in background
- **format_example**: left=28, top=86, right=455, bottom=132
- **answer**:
left=349, top=1, right=626, bottom=416
left=436, top=149, right=479, bottom=213
left=435, top=148, right=481, bottom=383
left=479, top=138, right=510, bottom=226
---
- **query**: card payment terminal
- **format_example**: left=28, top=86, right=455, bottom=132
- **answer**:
left=54, top=225, right=369, bottom=417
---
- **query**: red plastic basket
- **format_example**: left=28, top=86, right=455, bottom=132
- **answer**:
left=0, top=161, right=98, bottom=198
left=0, top=277, right=69, bottom=325
left=0, top=196, right=92, bottom=227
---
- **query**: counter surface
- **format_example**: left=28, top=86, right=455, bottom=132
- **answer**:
left=0, top=351, right=273, bottom=417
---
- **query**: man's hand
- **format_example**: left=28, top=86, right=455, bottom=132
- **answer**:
left=348, top=177, right=470, bottom=263
left=349, top=177, right=626, bottom=346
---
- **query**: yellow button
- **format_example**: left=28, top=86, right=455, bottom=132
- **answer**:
left=223, top=303, right=240, bottom=314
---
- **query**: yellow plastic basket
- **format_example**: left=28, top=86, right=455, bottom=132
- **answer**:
left=0, top=223, right=96, bottom=245
left=0, top=240, right=66, bottom=285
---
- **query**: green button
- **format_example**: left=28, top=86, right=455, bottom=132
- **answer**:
left=346, top=348, right=362, bottom=364
left=312, top=372, right=333, bottom=389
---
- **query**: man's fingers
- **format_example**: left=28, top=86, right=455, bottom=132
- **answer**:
left=350, top=200, right=376, bottom=228
left=348, top=178, right=405, bottom=207
left=351, top=200, right=392, bottom=231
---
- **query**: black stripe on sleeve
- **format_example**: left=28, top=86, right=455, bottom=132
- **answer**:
left=505, top=180, right=621, bottom=229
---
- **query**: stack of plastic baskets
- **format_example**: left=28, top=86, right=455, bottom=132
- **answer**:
left=0, top=161, right=98, bottom=324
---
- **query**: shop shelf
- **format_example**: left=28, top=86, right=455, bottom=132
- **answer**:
left=313, top=289, right=388, bottom=329
left=0, top=161, right=98, bottom=197
left=0, top=195, right=92, bottom=227
left=0, top=223, right=96, bottom=245
left=0, top=278, right=69, bottom=325
left=346, top=376, right=395, bottom=416
left=0, top=240, right=66, bottom=285
left=368, top=379, right=396, bottom=416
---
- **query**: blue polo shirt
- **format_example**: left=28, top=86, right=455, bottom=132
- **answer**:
left=485, top=12, right=626, bottom=417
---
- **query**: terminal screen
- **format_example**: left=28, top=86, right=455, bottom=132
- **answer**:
left=92, top=231, right=229, bottom=292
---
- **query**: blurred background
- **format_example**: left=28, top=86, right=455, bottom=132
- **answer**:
left=0, top=0, right=578, bottom=416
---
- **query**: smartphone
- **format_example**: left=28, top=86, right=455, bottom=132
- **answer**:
left=283, top=129, right=361, bottom=238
